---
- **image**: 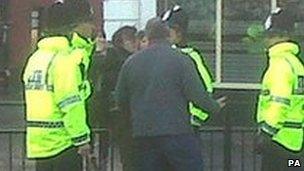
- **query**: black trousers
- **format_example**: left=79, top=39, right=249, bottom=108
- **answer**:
left=35, top=147, right=82, bottom=171
left=133, top=134, right=204, bottom=171
left=260, top=133, right=304, bottom=171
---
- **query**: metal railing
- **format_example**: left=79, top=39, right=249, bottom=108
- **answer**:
left=0, top=127, right=260, bottom=171
left=0, top=128, right=114, bottom=171
left=198, top=127, right=261, bottom=171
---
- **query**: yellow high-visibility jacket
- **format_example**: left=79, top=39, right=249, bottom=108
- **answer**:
left=23, top=33, right=94, bottom=158
left=256, top=42, right=304, bottom=152
left=180, top=47, right=213, bottom=127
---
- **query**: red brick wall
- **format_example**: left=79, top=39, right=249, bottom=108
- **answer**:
left=7, top=0, right=103, bottom=68
left=8, top=0, right=31, bottom=68
left=91, top=0, right=104, bottom=33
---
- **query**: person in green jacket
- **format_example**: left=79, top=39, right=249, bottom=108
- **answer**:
left=22, top=1, right=96, bottom=170
left=256, top=7, right=304, bottom=171
left=162, top=5, right=224, bottom=129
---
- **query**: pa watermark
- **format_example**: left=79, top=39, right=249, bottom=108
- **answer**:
left=288, top=159, right=302, bottom=168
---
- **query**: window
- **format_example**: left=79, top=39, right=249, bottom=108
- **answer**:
left=158, top=0, right=295, bottom=89
left=103, top=0, right=156, bottom=40
left=222, top=0, right=269, bottom=86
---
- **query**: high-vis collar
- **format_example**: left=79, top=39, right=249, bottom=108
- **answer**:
left=268, top=42, right=300, bottom=58
left=37, top=37, right=70, bottom=52
left=71, top=32, right=95, bottom=64
left=71, top=32, right=94, bottom=50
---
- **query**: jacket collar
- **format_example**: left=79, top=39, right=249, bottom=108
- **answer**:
left=37, top=37, right=70, bottom=52
left=70, top=32, right=94, bottom=49
left=268, top=41, right=300, bottom=58
left=38, top=32, right=94, bottom=51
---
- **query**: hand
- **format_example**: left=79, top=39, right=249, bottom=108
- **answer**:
left=216, top=96, right=227, bottom=108
left=77, top=143, right=91, bottom=157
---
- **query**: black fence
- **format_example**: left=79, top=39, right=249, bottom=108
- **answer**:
left=0, top=128, right=114, bottom=171
left=0, top=127, right=261, bottom=171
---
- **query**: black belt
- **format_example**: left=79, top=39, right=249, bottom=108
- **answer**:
left=27, top=121, right=64, bottom=128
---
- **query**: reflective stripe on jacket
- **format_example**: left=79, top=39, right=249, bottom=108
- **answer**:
left=180, top=47, right=213, bottom=127
left=256, top=42, right=304, bottom=152
left=23, top=33, right=94, bottom=158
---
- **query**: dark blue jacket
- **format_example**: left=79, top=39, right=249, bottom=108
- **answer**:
left=115, top=40, right=220, bottom=137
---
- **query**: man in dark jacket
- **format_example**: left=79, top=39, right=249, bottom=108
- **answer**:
left=115, top=18, right=225, bottom=171
left=99, top=26, right=137, bottom=128
left=99, top=26, right=137, bottom=171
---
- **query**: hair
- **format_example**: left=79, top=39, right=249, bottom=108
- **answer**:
left=112, top=26, right=137, bottom=48
left=145, top=17, right=169, bottom=41
left=40, top=0, right=93, bottom=36
left=136, top=30, right=146, bottom=40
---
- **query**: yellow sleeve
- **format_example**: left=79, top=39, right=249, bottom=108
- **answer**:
left=53, top=55, right=90, bottom=146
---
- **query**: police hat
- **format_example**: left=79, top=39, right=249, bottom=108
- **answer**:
left=264, top=7, right=296, bottom=34
left=42, top=0, right=94, bottom=31
left=161, top=5, right=189, bottom=33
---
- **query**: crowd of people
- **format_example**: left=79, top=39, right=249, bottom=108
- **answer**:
left=21, top=0, right=304, bottom=171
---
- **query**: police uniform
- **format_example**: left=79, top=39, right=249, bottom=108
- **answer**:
left=256, top=41, right=304, bottom=171
left=164, top=6, right=214, bottom=128
left=22, top=0, right=95, bottom=169
left=176, top=46, right=213, bottom=127
left=23, top=31, right=94, bottom=170
left=256, top=8, right=304, bottom=171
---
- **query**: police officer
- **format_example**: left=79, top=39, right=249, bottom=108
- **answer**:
left=22, top=1, right=96, bottom=170
left=256, top=7, right=304, bottom=171
left=162, top=5, right=218, bottom=128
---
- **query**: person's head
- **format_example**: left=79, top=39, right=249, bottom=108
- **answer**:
left=112, top=26, right=137, bottom=53
left=145, top=17, right=170, bottom=43
left=161, top=5, right=189, bottom=45
left=264, top=8, right=296, bottom=47
left=136, top=30, right=149, bottom=50
left=40, top=0, right=96, bottom=40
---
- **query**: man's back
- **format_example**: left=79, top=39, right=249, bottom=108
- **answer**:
left=116, top=40, right=220, bottom=137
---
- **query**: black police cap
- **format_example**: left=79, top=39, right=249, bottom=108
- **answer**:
left=264, top=7, right=296, bottom=34
left=43, top=0, right=93, bottom=30
left=161, top=5, right=189, bottom=32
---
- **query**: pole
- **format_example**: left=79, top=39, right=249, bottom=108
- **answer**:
left=215, top=0, right=222, bottom=84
